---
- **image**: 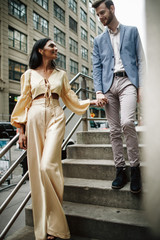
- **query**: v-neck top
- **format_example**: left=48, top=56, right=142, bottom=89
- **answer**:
left=11, top=69, right=90, bottom=128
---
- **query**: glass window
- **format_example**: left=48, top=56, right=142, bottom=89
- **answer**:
left=98, top=26, right=103, bottom=35
left=33, top=12, right=49, bottom=35
left=69, top=16, right=77, bottom=33
left=81, top=27, right=88, bottom=42
left=81, top=46, right=88, bottom=61
left=90, top=35, right=94, bottom=47
left=71, top=82, right=79, bottom=92
left=54, top=26, right=65, bottom=46
left=9, top=59, right=27, bottom=81
left=81, top=0, right=86, bottom=4
left=8, top=27, right=27, bottom=52
left=55, top=52, right=66, bottom=69
left=68, top=0, right=77, bottom=14
left=70, top=59, right=78, bottom=74
left=8, top=0, right=27, bottom=22
left=54, top=2, right=65, bottom=24
left=89, top=0, right=95, bottom=15
left=34, top=0, right=48, bottom=10
left=82, top=65, right=88, bottom=75
left=90, top=18, right=96, bottom=32
left=69, top=38, right=78, bottom=55
left=80, top=8, right=87, bottom=23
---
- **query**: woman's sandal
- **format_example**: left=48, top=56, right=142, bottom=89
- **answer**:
left=47, top=234, right=57, bottom=240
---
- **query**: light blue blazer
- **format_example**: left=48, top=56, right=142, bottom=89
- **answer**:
left=93, top=24, right=145, bottom=93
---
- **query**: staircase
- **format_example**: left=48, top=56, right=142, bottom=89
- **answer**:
left=6, top=128, right=157, bottom=240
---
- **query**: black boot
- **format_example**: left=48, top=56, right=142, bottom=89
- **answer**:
left=130, top=165, right=141, bottom=193
left=112, top=167, right=128, bottom=189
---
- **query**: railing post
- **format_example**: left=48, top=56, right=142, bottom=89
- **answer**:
left=81, top=76, right=88, bottom=131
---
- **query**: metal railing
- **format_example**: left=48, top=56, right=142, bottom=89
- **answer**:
left=0, top=72, right=106, bottom=239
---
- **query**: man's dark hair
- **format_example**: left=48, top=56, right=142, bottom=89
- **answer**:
left=92, top=0, right=114, bottom=9
left=29, top=38, right=56, bottom=69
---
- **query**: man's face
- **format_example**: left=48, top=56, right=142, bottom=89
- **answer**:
left=95, top=2, right=114, bottom=26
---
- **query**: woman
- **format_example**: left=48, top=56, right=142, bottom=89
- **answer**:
left=11, top=38, right=98, bottom=240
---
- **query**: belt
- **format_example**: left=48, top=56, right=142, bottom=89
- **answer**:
left=34, top=93, right=59, bottom=100
left=113, top=71, right=127, bottom=78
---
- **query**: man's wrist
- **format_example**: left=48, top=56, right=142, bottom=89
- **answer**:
left=96, top=91, right=103, bottom=94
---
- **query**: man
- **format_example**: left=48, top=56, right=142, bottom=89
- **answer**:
left=92, top=0, right=145, bottom=193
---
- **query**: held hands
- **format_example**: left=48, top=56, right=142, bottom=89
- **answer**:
left=90, top=93, right=108, bottom=107
left=96, top=92, right=108, bottom=107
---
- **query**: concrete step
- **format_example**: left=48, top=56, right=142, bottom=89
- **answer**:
left=5, top=225, right=97, bottom=240
left=67, top=144, right=145, bottom=160
left=62, top=159, right=146, bottom=181
left=77, top=128, right=145, bottom=145
left=25, top=202, right=157, bottom=240
left=63, top=178, right=144, bottom=210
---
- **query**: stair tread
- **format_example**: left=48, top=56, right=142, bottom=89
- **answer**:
left=69, top=144, right=145, bottom=147
left=64, top=177, right=129, bottom=191
left=63, top=159, right=146, bottom=166
left=63, top=201, right=149, bottom=227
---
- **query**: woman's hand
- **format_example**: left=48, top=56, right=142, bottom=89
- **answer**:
left=18, top=125, right=27, bottom=150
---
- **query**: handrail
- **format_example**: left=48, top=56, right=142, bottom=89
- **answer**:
left=0, top=72, right=106, bottom=239
left=0, top=192, right=31, bottom=240
left=0, top=134, right=19, bottom=158
left=0, top=171, right=29, bottom=214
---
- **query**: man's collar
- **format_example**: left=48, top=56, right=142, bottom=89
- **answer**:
left=108, top=23, right=120, bottom=35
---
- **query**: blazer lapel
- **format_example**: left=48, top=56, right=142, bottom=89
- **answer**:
left=120, top=24, right=125, bottom=50
left=104, top=28, right=113, bottom=52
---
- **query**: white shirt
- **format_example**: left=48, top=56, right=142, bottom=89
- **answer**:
left=108, top=24, right=125, bottom=73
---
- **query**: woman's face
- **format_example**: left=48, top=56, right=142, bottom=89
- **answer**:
left=41, top=40, right=58, bottom=60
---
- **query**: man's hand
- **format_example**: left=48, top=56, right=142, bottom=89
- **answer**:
left=96, top=92, right=108, bottom=107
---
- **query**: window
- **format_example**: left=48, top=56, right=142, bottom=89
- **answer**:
left=81, top=27, right=88, bottom=42
left=69, top=38, right=78, bottom=55
left=81, top=46, right=88, bottom=61
left=98, top=26, right=103, bottom=35
left=70, top=59, right=78, bottom=74
left=69, top=16, right=77, bottom=33
left=8, top=27, right=27, bottom=52
left=34, top=0, right=48, bottom=10
left=81, top=0, right=86, bottom=4
left=89, top=0, right=95, bottom=15
left=90, top=35, right=94, bottom=47
left=9, top=59, right=27, bottom=81
left=54, top=27, right=65, bottom=46
left=69, top=0, right=77, bottom=14
left=54, top=2, right=65, bottom=24
left=80, top=8, right=87, bottom=23
left=8, top=0, right=27, bottom=22
left=56, top=53, right=66, bottom=69
left=90, top=18, right=96, bottom=32
left=82, top=65, right=88, bottom=75
left=71, top=82, right=79, bottom=92
left=33, top=12, right=49, bottom=35
left=91, top=52, right=93, bottom=64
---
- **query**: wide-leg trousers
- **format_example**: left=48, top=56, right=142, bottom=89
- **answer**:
left=26, top=98, right=70, bottom=240
left=105, top=76, right=139, bottom=168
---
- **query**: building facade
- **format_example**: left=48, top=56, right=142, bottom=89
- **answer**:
left=0, top=0, right=104, bottom=121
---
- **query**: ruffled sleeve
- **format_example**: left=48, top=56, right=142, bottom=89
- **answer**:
left=11, top=70, right=32, bottom=128
left=61, top=72, right=90, bottom=115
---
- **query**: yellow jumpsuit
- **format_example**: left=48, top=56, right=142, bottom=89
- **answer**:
left=11, top=69, right=90, bottom=240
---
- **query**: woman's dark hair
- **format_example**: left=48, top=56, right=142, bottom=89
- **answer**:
left=92, top=0, right=114, bottom=9
left=29, top=38, right=56, bottom=69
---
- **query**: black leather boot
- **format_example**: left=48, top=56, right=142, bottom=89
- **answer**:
left=112, top=167, right=128, bottom=189
left=130, top=165, right=141, bottom=193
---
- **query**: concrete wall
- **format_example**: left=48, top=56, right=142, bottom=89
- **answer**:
left=144, top=0, right=160, bottom=237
